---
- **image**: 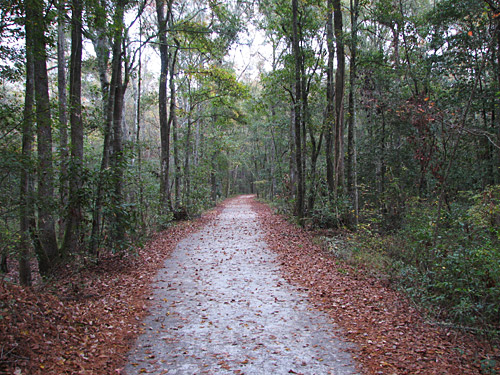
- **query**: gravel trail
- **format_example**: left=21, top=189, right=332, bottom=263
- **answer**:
left=125, top=195, right=358, bottom=374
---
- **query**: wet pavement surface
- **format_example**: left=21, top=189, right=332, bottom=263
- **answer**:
left=125, top=195, right=358, bottom=374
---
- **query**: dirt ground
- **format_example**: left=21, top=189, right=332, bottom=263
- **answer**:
left=125, top=195, right=358, bottom=374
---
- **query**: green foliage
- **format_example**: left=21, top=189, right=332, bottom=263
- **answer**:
left=348, top=196, right=500, bottom=334
left=309, top=194, right=352, bottom=229
left=0, top=86, right=23, bottom=271
left=468, top=185, right=500, bottom=240
left=0, top=1, right=25, bottom=81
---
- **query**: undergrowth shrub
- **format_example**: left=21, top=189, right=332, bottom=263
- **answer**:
left=343, top=192, right=500, bottom=336
left=309, top=194, right=351, bottom=228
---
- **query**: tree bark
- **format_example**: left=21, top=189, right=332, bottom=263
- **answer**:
left=135, top=17, right=144, bottom=222
left=28, top=0, right=59, bottom=275
left=347, top=0, right=359, bottom=226
left=90, top=0, right=128, bottom=255
left=63, top=0, right=84, bottom=255
left=19, top=12, right=36, bottom=286
left=211, top=154, right=218, bottom=204
left=289, top=91, right=297, bottom=200
left=109, top=0, right=127, bottom=245
left=379, top=108, right=387, bottom=201
left=333, top=0, right=345, bottom=196
left=169, top=43, right=180, bottom=210
left=183, top=90, right=192, bottom=209
left=90, top=0, right=110, bottom=107
left=57, top=0, right=69, bottom=213
left=325, top=0, right=335, bottom=195
left=307, top=129, right=323, bottom=213
left=89, top=3, right=112, bottom=234
left=292, top=0, right=304, bottom=220
left=157, top=0, right=173, bottom=215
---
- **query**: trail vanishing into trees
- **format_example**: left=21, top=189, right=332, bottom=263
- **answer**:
left=125, top=195, right=357, bottom=374
left=1, top=0, right=500, bottom=373
left=1, top=196, right=499, bottom=374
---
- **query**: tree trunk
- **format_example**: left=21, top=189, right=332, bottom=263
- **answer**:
left=211, top=154, right=218, bottom=204
left=90, top=0, right=128, bottom=251
left=19, top=15, right=36, bottom=286
left=307, top=130, right=323, bottom=214
left=334, top=0, right=345, bottom=196
left=292, top=0, right=304, bottom=220
left=57, top=0, right=69, bottom=214
left=109, top=0, right=127, bottom=245
left=195, top=114, right=200, bottom=166
left=347, top=0, right=359, bottom=226
left=90, top=9, right=112, bottom=245
left=157, top=0, right=172, bottom=215
left=301, top=64, right=307, bottom=210
left=270, top=109, right=277, bottom=199
left=379, top=108, right=387, bottom=201
left=289, top=96, right=296, bottom=200
left=28, top=0, right=59, bottom=275
left=169, top=44, right=180, bottom=210
left=63, top=0, right=84, bottom=255
left=325, top=0, right=335, bottom=195
left=90, top=0, right=110, bottom=106
left=135, top=17, right=144, bottom=222
left=183, top=93, right=192, bottom=209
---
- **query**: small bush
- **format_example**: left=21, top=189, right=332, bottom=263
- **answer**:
left=342, top=194, right=500, bottom=335
left=394, top=197, right=500, bottom=333
left=309, top=195, right=351, bottom=228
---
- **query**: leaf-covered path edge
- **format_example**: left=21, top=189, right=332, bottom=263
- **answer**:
left=0, top=205, right=222, bottom=375
left=1, top=196, right=499, bottom=374
left=252, top=197, right=499, bottom=374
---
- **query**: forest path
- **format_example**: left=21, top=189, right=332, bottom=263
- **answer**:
left=125, top=195, right=358, bottom=374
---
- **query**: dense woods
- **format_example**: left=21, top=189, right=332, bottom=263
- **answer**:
left=1, top=0, right=499, bottom=361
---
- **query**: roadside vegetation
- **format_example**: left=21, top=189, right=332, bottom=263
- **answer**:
left=1, top=0, right=499, bottom=372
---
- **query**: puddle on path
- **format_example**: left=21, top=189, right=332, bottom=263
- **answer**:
left=125, top=196, right=358, bottom=374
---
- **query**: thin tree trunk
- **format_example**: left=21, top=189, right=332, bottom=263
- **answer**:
left=269, top=39, right=280, bottom=199
left=19, top=17, right=36, bottom=286
left=292, top=0, right=304, bottom=220
left=157, top=0, right=172, bottom=215
left=347, top=0, right=359, bottom=226
left=63, top=0, right=84, bottom=255
left=90, top=0, right=128, bottom=251
left=225, top=151, right=231, bottom=198
left=135, top=17, right=144, bottom=222
left=89, top=1, right=112, bottom=255
left=307, top=131, right=323, bottom=213
left=110, top=0, right=127, bottom=244
left=301, top=60, right=307, bottom=211
left=333, top=0, right=345, bottom=196
left=91, top=0, right=110, bottom=107
left=289, top=95, right=296, bottom=199
left=195, top=115, right=200, bottom=166
left=211, top=154, right=217, bottom=204
left=183, top=94, right=192, bottom=209
left=57, top=0, right=69, bottom=214
left=169, top=43, right=180, bottom=210
left=29, top=0, right=59, bottom=275
left=270, top=109, right=276, bottom=199
left=325, top=0, right=335, bottom=195
left=379, top=109, right=387, bottom=211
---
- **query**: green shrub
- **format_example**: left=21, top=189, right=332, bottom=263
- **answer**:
left=343, top=195, right=500, bottom=334
left=309, top=194, right=351, bottom=228
left=394, top=197, right=500, bottom=333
